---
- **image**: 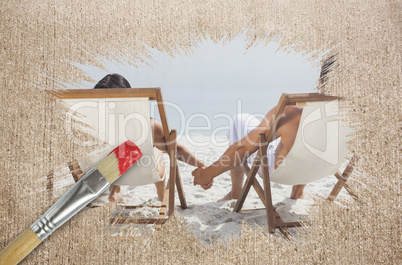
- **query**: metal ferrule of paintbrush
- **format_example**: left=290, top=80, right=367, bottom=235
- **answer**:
left=30, top=167, right=110, bottom=241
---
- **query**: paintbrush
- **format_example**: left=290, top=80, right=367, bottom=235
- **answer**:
left=0, top=140, right=142, bottom=265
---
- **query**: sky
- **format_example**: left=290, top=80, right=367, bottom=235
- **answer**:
left=69, top=35, right=322, bottom=136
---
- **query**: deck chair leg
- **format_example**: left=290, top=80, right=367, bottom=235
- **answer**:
left=155, top=185, right=170, bottom=230
left=252, top=178, right=268, bottom=208
left=175, top=165, right=187, bottom=209
left=155, top=138, right=177, bottom=230
left=168, top=130, right=177, bottom=216
left=259, top=134, right=276, bottom=233
left=233, top=169, right=256, bottom=213
left=327, top=154, right=358, bottom=202
left=234, top=158, right=262, bottom=213
left=237, top=161, right=267, bottom=209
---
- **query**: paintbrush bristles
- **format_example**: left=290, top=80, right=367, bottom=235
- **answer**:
left=96, top=153, right=120, bottom=184
left=96, top=140, right=142, bottom=184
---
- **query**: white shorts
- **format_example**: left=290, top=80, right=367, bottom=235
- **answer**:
left=227, top=113, right=281, bottom=177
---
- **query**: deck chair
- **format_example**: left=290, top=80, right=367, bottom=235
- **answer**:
left=46, top=88, right=186, bottom=228
left=233, top=93, right=357, bottom=236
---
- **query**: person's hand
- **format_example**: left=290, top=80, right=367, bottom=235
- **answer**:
left=201, top=179, right=214, bottom=190
left=198, top=164, right=214, bottom=190
left=192, top=167, right=213, bottom=187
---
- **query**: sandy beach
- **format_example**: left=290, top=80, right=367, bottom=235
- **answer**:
left=52, top=134, right=347, bottom=243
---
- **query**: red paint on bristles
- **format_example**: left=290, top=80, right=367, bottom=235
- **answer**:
left=110, top=140, right=142, bottom=176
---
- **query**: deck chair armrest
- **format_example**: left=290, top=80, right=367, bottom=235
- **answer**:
left=266, top=93, right=341, bottom=141
left=46, top=88, right=160, bottom=100
left=265, top=93, right=289, bottom=142
left=287, top=93, right=341, bottom=105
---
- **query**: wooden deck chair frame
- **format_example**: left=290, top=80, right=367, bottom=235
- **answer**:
left=46, top=88, right=186, bottom=228
left=233, top=93, right=358, bottom=237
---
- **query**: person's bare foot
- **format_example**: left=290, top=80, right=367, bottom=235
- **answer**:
left=157, top=191, right=164, bottom=202
left=290, top=185, right=312, bottom=200
left=290, top=191, right=312, bottom=200
left=108, top=190, right=127, bottom=204
left=217, top=191, right=240, bottom=202
left=154, top=180, right=166, bottom=202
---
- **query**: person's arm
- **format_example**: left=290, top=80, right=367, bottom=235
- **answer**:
left=176, top=144, right=206, bottom=168
left=151, top=119, right=206, bottom=168
left=192, top=108, right=277, bottom=185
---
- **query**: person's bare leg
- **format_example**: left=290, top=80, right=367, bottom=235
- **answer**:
left=154, top=148, right=166, bottom=201
left=290, top=185, right=311, bottom=200
left=154, top=178, right=166, bottom=201
left=108, top=185, right=127, bottom=203
left=217, top=165, right=245, bottom=202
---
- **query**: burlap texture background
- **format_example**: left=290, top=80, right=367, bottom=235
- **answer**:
left=0, top=1, right=400, bottom=264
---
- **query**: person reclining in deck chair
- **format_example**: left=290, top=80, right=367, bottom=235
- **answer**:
left=94, top=74, right=206, bottom=203
left=192, top=56, right=337, bottom=201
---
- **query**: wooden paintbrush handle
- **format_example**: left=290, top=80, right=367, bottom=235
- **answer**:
left=0, top=228, right=42, bottom=265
